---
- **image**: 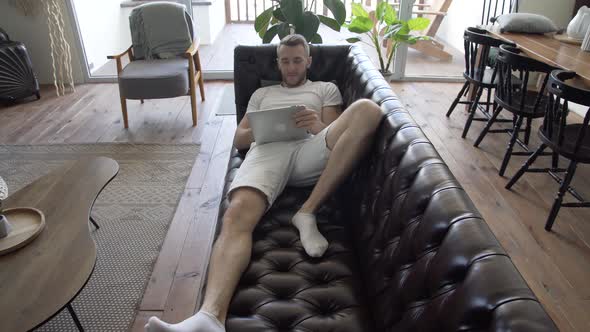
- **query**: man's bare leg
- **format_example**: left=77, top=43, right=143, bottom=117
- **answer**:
left=292, top=99, right=382, bottom=256
left=145, top=187, right=267, bottom=331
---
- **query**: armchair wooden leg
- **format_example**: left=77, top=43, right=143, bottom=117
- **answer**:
left=113, top=56, right=129, bottom=128
left=195, top=51, right=205, bottom=101
left=198, top=73, right=206, bottom=102
left=140, top=99, right=144, bottom=104
left=120, top=96, right=129, bottom=128
left=189, top=86, right=197, bottom=127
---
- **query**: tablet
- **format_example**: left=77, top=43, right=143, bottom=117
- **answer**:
left=247, top=105, right=310, bottom=144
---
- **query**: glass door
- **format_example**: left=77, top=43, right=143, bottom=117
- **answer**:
left=396, top=0, right=518, bottom=80
left=69, top=0, right=197, bottom=81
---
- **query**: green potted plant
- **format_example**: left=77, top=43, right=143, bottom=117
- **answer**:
left=254, top=0, right=346, bottom=43
left=345, top=2, right=430, bottom=78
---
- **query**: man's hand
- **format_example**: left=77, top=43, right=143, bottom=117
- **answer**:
left=293, top=108, right=326, bottom=135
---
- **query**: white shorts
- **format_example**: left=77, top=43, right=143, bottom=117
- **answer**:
left=228, top=126, right=332, bottom=207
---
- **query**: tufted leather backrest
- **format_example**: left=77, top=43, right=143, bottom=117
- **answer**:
left=233, top=44, right=558, bottom=331
left=347, top=113, right=556, bottom=331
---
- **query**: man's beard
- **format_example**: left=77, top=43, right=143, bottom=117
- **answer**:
left=283, top=73, right=307, bottom=87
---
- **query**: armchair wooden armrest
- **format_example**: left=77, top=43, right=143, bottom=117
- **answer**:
left=107, top=45, right=133, bottom=75
left=184, top=37, right=200, bottom=58
left=107, top=45, right=133, bottom=60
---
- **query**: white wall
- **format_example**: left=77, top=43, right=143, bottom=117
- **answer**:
left=193, top=1, right=226, bottom=45
left=72, top=0, right=131, bottom=74
left=435, top=0, right=577, bottom=52
left=0, top=1, right=84, bottom=84
left=76, top=1, right=223, bottom=73
left=193, top=7, right=212, bottom=44
left=519, top=0, right=576, bottom=29
left=435, top=0, right=482, bottom=52
left=208, top=0, right=226, bottom=44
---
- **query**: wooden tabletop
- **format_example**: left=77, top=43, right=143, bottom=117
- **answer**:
left=0, top=157, right=118, bottom=332
left=487, top=26, right=590, bottom=85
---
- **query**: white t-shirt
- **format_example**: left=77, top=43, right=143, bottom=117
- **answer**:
left=246, top=80, right=343, bottom=116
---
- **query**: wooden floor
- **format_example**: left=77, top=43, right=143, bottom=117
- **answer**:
left=1, top=81, right=589, bottom=331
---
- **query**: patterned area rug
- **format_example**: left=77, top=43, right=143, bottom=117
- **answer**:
left=0, top=144, right=200, bottom=331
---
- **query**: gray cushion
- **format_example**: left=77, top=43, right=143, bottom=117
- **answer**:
left=495, top=13, right=558, bottom=34
left=119, top=58, right=189, bottom=99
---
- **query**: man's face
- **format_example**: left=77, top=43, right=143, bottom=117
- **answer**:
left=277, top=44, right=312, bottom=87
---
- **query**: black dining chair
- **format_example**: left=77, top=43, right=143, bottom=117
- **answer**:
left=446, top=27, right=515, bottom=139
left=475, top=44, right=559, bottom=176
left=506, top=70, right=590, bottom=231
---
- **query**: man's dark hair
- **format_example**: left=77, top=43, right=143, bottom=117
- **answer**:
left=277, top=34, right=310, bottom=57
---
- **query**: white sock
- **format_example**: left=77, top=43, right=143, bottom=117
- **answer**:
left=144, top=311, right=225, bottom=332
left=292, top=212, right=329, bottom=257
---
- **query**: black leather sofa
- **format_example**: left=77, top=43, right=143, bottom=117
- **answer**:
left=218, top=44, right=558, bottom=331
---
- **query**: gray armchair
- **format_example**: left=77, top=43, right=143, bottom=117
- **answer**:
left=108, top=3, right=205, bottom=128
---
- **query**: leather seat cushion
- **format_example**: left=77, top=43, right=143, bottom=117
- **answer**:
left=222, top=154, right=374, bottom=332
left=118, top=58, right=189, bottom=99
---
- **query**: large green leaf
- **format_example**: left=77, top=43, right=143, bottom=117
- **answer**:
left=258, top=21, right=269, bottom=39
left=278, top=22, right=291, bottom=40
left=394, top=34, right=412, bottom=42
left=383, top=4, right=397, bottom=25
left=298, top=12, right=320, bottom=42
left=347, top=16, right=373, bottom=33
left=351, top=3, right=368, bottom=18
left=323, top=0, right=346, bottom=25
left=399, top=22, right=410, bottom=35
left=281, top=0, right=304, bottom=27
left=383, top=23, right=403, bottom=39
left=273, top=7, right=286, bottom=22
left=408, top=17, right=430, bottom=31
left=255, top=7, right=274, bottom=33
left=262, top=24, right=280, bottom=43
left=310, top=33, right=323, bottom=44
left=318, top=14, right=340, bottom=31
left=376, top=1, right=387, bottom=22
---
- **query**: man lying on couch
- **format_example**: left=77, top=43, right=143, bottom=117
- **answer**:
left=145, top=34, right=383, bottom=332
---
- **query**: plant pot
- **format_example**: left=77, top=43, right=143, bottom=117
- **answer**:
left=0, top=214, right=12, bottom=238
left=380, top=70, right=394, bottom=82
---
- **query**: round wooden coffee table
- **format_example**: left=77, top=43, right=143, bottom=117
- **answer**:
left=0, top=157, right=119, bottom=331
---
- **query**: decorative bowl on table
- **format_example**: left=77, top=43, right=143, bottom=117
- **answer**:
left=0, top=176, right=46, bottom=256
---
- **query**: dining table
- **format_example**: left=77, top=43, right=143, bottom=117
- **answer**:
left=486, top=25, right=590, bottom=88
left=465, top=26, right=590, bottom=110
